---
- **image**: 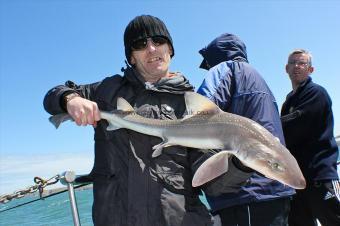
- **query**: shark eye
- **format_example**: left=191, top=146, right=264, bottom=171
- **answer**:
left=269, top=161, right=284, bottom=172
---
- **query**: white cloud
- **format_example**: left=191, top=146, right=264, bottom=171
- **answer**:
left=0, top=152, right=94, bottom=195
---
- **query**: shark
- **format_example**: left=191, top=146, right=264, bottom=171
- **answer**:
left=50, top=92, right=306, bottom=189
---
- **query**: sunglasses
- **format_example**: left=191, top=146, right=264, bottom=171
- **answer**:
left=131, top=36, right=168, bottom=50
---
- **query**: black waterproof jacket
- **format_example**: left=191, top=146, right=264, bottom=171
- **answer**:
left=281, top=77, right=339, bottom=183
left=44, top=67, right=213, bottom=226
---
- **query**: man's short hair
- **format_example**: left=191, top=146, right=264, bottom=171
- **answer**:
left=288, top=49, right=313, bottom=66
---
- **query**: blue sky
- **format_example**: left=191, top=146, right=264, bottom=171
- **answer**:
left=1, top=0, right=339, bottom=194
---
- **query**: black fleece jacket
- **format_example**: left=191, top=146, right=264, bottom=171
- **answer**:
left=281, top=77, right=339, bottom=183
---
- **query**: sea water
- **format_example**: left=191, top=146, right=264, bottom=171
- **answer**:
left=0, top=189, right=93, bottom=226
left=0, top=189, right=209, bottom=226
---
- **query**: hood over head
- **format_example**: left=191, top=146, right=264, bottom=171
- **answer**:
left=199, top=33, right=248, bottom=70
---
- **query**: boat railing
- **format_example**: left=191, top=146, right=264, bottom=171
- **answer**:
left=0, top=171, right=92, bottom=226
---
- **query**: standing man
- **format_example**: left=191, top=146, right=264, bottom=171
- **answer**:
left=196, top=33, right=295, bottom=226
left=281, top=49, right=340, bottom=226
left=44, top=15, right=213, bottom=226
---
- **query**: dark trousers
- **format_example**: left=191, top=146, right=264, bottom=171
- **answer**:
left=215, top=198, right=290, bottom=226
left=289, top=180, right=340, bottom=226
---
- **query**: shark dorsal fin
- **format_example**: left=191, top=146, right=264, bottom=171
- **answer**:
left=184, top=92, right=221, bottom=118
left=117, top=97, right=134, bottom=112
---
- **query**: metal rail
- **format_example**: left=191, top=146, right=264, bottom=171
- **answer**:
left=59, top=171, right=81, bottom=226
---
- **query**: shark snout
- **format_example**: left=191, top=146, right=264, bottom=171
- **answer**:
left=290, top=176, right=306, bottom=189
left=281, top=158, right=306, bottom=189
left=264, top=151, right=306, bottom=189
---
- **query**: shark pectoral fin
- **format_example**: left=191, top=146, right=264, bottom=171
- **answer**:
left=151, top=149, right=162, bottom=158
left=117, top=97, right=134, bottom=112
left=151, top=139, right=173, bottom=158
left=184, top=92, right=222, bottom=117
left=49, top=113, right=73, bottom=129
left=192, top=151, right=231, bottom=187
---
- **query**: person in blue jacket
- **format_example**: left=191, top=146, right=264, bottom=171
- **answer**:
left=281, top=49, right=340, bottom=226
left=197, top=33, right=295, bottom=226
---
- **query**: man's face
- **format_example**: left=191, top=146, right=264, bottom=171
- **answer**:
left=286, top=53, right=314, bottom=86
left=130, top=37, right=172, bottom=83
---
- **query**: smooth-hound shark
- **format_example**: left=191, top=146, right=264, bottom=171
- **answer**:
left=50, top=92, right=306, bottom=189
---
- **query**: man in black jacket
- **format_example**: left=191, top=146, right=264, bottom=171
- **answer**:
left=281, top=49, right=340, bottom=226
left=44, top=15, right=213, bottom=226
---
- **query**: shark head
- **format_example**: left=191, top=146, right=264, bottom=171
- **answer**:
left=238, top=138, right=306, bottom=189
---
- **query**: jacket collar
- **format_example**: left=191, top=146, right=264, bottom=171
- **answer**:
left=287, top=77, right=312, bottom=99
left=123, top=66, right=194, bottom=94
left=294, top=77, right=312, bottom=94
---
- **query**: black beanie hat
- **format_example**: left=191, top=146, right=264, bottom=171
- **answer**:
left=124, top=15, right=174, bottom=64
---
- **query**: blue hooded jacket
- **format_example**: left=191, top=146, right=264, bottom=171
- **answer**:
left=197, top=33, right=295, bottom=211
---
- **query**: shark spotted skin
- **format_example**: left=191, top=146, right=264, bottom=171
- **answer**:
left=50, top=92, right=306, bottom=189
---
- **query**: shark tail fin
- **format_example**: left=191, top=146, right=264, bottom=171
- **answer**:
left=192, top=151, right=231, bottom=187
left=49, top=113, right=73, bottom=129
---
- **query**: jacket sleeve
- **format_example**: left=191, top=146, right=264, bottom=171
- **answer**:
left=197, top=62, right=233, bottom=111
left=43, top=80, right=101, bottom=115
left=247, top=91, right=286, bottom=144
left=281, top=85, right=330, bottom=142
